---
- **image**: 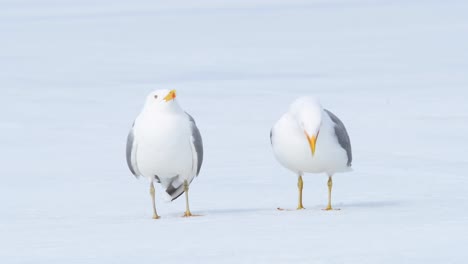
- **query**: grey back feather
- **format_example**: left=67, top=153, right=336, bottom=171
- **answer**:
left=126, top=123, right=139, bottom=177
left=186, top=113, right=204, bottom=176
left=324, top=109, right=352, bottom=167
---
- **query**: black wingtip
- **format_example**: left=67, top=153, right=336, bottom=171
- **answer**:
left=170, top=190, right=185, bottom=201
left=165, top=184, right=185, bottom=201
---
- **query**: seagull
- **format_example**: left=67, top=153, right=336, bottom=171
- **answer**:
left=270, top=96, right=352, bottom=210
left=126, top=89, right=203, bottom=219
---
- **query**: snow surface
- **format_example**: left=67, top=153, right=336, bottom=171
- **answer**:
left=1, top=0, right=468, bottom=263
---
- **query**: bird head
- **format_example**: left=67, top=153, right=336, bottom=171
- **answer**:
left=290, top=96, right=323, bottom=156
left=144, top=89, right=180, bottom=111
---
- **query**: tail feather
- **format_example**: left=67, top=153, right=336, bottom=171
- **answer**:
left=165, top=182, right=185, bottom=201
left=158, top=176, right=185, bottom=202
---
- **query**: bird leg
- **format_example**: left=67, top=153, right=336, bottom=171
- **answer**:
left=183, top=180, right=193, bottom=217
left=150, top=182, right=160, bottom=219
left=323, top=176, right=337, bottom=211
left=297, top=175, right=305, bottom=210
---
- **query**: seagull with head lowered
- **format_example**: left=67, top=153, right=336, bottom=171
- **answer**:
left=270, top=96, right=352, bottom=210
left=126, top=89, right=203, bottom=219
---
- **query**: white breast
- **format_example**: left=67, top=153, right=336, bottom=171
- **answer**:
left=134, top=113, right=193, bottom=180
left=271, top=112, right=350, bottom=175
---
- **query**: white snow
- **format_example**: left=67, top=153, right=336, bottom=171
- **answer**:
left=1, top=0, right=467, bottom=263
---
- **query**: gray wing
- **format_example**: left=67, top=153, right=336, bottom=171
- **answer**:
left=186, top=112, right=203, bottom=176
left=270, top=129, right=273, bottom=145
left=324, top=109, right=352, bottom=167
left=126, top=123, right=141, bottom=177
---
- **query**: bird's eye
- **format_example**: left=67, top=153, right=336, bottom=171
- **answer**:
left=154, top=95, right=158, bottom=99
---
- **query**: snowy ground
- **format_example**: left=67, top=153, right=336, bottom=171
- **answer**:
left=1, top=0, right=468, bottom=263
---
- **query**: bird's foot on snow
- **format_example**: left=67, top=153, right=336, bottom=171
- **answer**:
left=152, top=214, right=161, bottom=219
left=322, top=207, right=340, bottom=211
left=277, top=207, right=306, bottom=211
left=182, top=211, right=202, bottom=217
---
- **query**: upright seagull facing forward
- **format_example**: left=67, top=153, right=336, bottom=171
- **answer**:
left=270, top=96, right=352, bottom=210
left=126, top=89, right=203, bottom=219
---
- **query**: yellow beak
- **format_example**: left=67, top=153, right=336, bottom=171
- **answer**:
left=164, top=89, right=177, bottom=102
left=305, top=132, right=318, bottom=156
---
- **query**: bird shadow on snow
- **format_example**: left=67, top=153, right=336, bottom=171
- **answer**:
left=157, top=201, right=404, bottom=220
left=155, top=208, right=277, bottom=220
left=338, top=200, right=403, bottom=209
left=154, top=201, right=404, bottom=220
left=194, top=207, right=277, bottom=217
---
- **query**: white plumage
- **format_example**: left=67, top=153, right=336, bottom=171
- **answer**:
left=126, top=89, right=203, bottom=218
left=270, top=96, right=352, bottom=210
